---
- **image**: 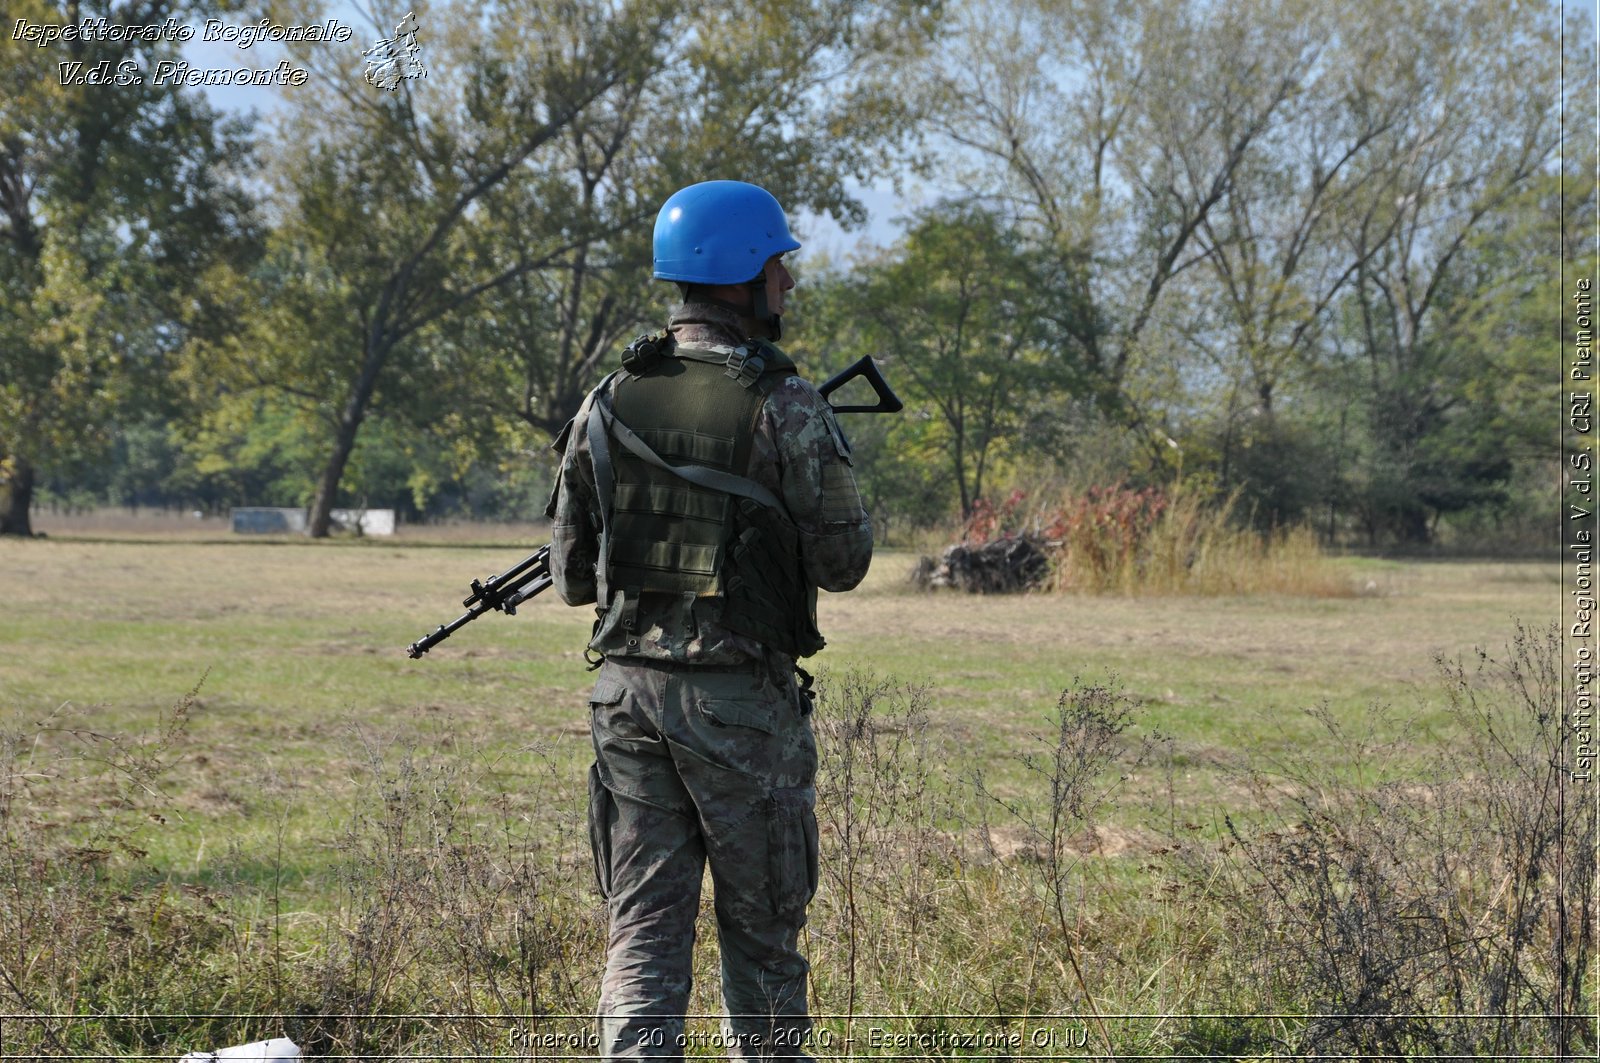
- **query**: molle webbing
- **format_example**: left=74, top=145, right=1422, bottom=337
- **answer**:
left=605, top=359, right=767, bottom=597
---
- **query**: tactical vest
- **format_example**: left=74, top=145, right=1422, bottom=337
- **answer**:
left=588, top=336, right=825, bottom=658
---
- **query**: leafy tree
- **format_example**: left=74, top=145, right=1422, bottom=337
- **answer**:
left=216, top=0, right=664, bottom=536
left=788, top=270, right=954, bottom=537
left=917, top=0, right=1568, bottom=548
left=178, top=392, right=327, bottom=510
left=447, top=0, right=940, bottom=440
left=232, top=0, right=936, bottom=536
left=1332, top=174, right=1580, bottom=545
left=1166, top=4, right=1425, bottom=524
left=0, top=0, right=257, bottom=535
left=832, top=205, right=1089, bottom=517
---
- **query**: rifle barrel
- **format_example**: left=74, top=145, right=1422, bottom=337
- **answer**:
left=407, top=605, right=484, bottom=658
left=407, top=545, right=553, bottom=655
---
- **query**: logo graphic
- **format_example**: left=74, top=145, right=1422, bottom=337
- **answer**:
left=362, top=11, right=426, bottom=91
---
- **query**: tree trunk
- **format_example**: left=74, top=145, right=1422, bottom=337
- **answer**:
left=0, top=456, right=35, bottom=537
left=1395, top=503, right=1432, bottom=545
left=307, top=340, right=387, bottom=538
left=306, top=422, right=361, bottom=538
left=953, top=440, right=970, bottom=517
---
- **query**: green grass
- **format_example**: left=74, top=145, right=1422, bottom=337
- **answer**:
left=0, top=538, right=1559, bottom=864
left=0, top=532, right=1583, bottom=1058
left=3, top=539, right=1557, bottom=813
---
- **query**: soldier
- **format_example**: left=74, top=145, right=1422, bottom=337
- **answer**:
left=545, top=180, right=874, bottom=1060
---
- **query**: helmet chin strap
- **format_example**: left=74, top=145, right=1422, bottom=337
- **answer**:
left=680, top=274, right=781, bottom=341
left=747, top=272, right=781, bottom=342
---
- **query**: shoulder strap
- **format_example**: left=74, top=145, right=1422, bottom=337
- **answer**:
left=672, top=342, right=743, bottom=361
left=585, top=371, right=623, bottom=605
left=590, top=388, right=786, bottom=514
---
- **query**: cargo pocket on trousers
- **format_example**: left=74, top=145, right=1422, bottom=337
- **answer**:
left=768, top=787, right=819, bottom=918
left=587, top=763, right=614, bottom=900
left=697, top=697, right=777, bottom=733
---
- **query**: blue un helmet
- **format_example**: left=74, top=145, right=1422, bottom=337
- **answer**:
left=652, top=181, right=801, bottom=285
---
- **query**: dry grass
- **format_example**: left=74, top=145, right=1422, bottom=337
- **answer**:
left=1168, top=626, right=1596, bottom=1057
left=5, top=646, right=1588, bottom=1058
left=1069, top=494, right=1354, bottom=598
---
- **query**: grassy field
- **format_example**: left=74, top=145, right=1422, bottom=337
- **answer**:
left=0, top=524, right=1589, bottom=1059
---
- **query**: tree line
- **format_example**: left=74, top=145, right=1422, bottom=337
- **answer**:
left=1, top=0, right=1583, bottom=545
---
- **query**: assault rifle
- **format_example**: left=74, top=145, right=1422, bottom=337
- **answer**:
left=405, top=355, right=902, bottom=658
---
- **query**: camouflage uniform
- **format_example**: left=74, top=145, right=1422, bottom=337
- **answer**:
left=548, top=301, right=873, bottom=1060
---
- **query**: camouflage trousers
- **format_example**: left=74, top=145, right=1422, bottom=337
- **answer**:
left=586, top=654, right=819, bottom=1061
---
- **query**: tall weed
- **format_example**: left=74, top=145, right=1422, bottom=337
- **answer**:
left=1169, top=623, right=1596, bottom=1057
left=297, top=718, right=601, bottom=1058
left=969, top=679, right=1153, bottom=1053
left=0, top=696, right=603, bottom=1058
left=962, top=481, right=1354, bottom=596
left=0, top=681, right=246, bottom=1056
left=808, top=673, right=953, bottom=1022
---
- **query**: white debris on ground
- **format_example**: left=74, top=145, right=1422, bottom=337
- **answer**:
left=179, top=1037, right=300, bottom=1061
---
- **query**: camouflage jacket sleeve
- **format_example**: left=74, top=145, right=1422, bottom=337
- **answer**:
left=758, top=376, right=874, bottom=592
left=545, top=389, right=601, bottom=607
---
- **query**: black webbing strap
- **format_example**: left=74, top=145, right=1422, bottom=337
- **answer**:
left=585, top=371, right=622, bottom=606
left=794, top=663, right=816, bottom=715
left=589, top=389, right=786, bottom=514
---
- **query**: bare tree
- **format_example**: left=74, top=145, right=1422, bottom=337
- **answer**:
left=925, top=0, right=1323, bottom=432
